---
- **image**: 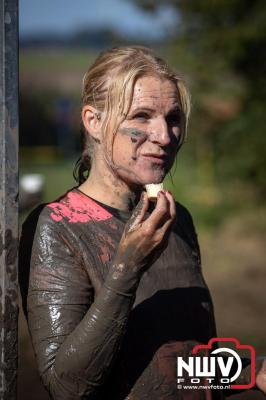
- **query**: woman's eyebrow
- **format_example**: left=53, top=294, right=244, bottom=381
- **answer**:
left=128, top=107, right=155, bottom=115
left=128, top=104, right=181, bottom=117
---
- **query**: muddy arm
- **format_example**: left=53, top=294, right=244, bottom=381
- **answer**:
left=27, top=213, right=138, bottom=400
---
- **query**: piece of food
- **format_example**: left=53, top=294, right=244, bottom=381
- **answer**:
left=145, top=183, right=164, bottom=201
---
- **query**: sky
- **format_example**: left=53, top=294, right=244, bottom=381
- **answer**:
left=19, top=0, right=177, bottom=40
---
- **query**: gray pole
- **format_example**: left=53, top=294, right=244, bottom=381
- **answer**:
left=0, top=0, right=18, bottom=399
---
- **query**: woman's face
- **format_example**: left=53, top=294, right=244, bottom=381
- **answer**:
left=111, top=75, right=183, bottom=186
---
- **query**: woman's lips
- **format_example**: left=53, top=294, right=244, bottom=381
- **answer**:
left=141, top=153, right=167, bottom=164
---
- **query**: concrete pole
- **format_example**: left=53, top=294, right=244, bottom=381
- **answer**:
left=0, top=0, right=19, bottom=399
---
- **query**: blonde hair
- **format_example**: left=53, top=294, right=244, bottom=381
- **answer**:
left=74, top=46, right=191, bottom=184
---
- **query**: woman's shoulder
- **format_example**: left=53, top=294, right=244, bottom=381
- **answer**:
left=35, top=187, right=113, bottom=227
left=173, top=200, right=200, bottom=253
left=174, top=200, right=195, bottom=227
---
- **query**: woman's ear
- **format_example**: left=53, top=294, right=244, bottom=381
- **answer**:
left=82, top=105, right=102, bottom=141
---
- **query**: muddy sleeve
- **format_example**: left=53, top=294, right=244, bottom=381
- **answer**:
left=27, top=212, right=139, bottom=400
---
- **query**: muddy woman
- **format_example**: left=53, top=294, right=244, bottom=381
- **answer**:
left=23, top=46, right=266, bottom=399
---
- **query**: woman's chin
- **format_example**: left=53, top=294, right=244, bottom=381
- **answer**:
left=138, top=172, right=166, bottom=185
left=115, top=166, right=167, bottom=187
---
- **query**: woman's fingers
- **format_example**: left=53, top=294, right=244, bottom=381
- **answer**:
left=142, top=190, right=176, bottom=241
left=144, top=191, right=171, bottom=230
left=157, top=192, right=176, bottom=236
left=125, top=189, right=176, bottom=240
left=164, top=190, right=176, bottom=221
left=117, top=190, right=176, bottom=272
left=126, top=192, right=149, bottom=233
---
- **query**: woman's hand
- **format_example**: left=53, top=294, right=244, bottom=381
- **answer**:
left=114, top=190, right=176, bottom=274
left=256, top=358, right=266, bottom=394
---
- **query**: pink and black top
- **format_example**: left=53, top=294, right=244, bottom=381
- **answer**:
left=22, top=188, right=225, bottom=400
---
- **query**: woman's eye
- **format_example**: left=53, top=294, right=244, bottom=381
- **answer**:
left=166, top=113, right=181, bottom=127
left=133, top=112, right=150, bottom=121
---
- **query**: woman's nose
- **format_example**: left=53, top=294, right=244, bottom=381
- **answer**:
left=149, top=117, right=171, bottom=146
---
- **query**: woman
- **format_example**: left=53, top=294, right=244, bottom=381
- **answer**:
left=24, top=46, right=265, bottom=399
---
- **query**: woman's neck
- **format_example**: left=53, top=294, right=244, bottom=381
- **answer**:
left=78, top=160, right=142, bottom=211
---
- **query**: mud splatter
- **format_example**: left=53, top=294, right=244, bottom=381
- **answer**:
left=99, top=244, right=111, bottom=264
left=119, top=127, right=148, bottom=140
left=117, top=127, right=149, bottom=162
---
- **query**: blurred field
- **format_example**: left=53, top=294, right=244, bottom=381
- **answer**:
left=18, top=159, right=266, bottom=400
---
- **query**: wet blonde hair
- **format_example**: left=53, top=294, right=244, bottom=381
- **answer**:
left=74, top=46, right=191, bottom=184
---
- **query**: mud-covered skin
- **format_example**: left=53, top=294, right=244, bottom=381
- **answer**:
left=110, top=78, right=183, bottom=187
left=26, top=188, right=223, bottom=399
